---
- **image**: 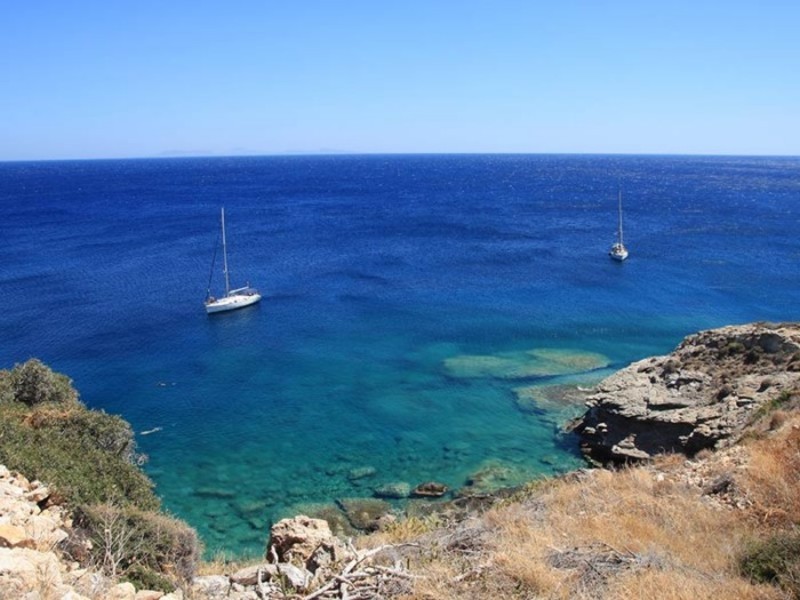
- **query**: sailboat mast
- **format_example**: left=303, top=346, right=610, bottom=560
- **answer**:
left=221, top=207, right=231, bottom=295
left=617, top=189, right=624, bottom=245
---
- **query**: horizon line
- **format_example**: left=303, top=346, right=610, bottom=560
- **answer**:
left=2, top=150, right=800, bottom=164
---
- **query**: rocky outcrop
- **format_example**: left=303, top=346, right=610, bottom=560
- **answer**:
left=0, top=464, right=179, bottom=600
left=574, top=322, right=800, bottom=464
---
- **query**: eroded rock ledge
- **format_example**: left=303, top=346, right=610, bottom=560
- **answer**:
left=574, top=322, right=800, bottom=464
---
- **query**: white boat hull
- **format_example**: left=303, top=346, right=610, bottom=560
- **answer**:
left=205, top=291, right=262, bottom=314
left=609, top=244, right=629, bottom=261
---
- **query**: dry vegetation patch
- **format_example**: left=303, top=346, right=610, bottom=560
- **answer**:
left=741, top=415, right=800, bottom=526
left=369, top=415, right=800, bottom=599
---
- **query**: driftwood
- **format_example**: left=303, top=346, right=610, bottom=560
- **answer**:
left=298, top=543, right=420, bottom=600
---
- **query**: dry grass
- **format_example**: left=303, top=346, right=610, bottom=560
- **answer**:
left=196, top=551, right=263, bottom=576
left=389, top=417, right=800, bottom=600
left=605, top=569, right=784, bottom=600
left=742, top=417, right=800, bottom=526
left=478, top=468, right=756, bottom=598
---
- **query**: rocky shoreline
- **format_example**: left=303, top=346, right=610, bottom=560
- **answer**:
left=573, top=322, right=800, bottom=464
left=3, top=322, right=799, bottom=598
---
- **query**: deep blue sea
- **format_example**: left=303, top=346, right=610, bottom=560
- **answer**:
left=1, top=154, right=798, bottom=556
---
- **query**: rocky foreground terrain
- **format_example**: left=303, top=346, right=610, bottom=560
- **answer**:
left=0, top=464, right=177, bottom=600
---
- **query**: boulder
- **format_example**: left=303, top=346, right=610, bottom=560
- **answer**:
left=574, top=323, right=800, bottom=464
left=0, top=547, right=65, bottom=596
left=268, top=516, right=335, bottom=564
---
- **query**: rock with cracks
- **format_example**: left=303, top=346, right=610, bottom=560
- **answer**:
left=573, top=322, right=800, bottom=464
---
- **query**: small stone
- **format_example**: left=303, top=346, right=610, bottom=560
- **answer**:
left=25, top=486, right=50, bottom=504
left=276, top=563, right=311, bottom=591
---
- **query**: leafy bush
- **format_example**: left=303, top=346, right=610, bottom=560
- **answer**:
left=6, top=358, right=78, bottom=406
left=0, top=402, right=158, bottom=510
left=0, top=359, right=200, bottom=589
left=76, top=503, right=201, bottom=591
left=739, top=531, right=800, bottom=597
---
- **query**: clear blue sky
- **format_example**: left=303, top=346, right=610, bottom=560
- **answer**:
left=2, top=1, right=798, bottom=160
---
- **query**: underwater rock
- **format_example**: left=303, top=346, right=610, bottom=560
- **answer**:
left=233, top=500, right=269, bottom=518
left=513, top=383, right=593, bottom=414
left=373, top=482, right=411, bottom=499
left=336, top=498, right=392, bottom=532
left=444, top=348, right=609, bottom=380
left=457, top=460, right=534, bottom=496
left=347, top=466, right=377, bottom=481
left=193, top=487, right=236, bottom=499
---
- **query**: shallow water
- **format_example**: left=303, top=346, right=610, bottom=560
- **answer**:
left=1, top=154, right=798, bottom=555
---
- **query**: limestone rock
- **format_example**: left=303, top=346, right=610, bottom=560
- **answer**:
left=0, top=524, right=31, bottom=548
left=276, top=563, right=312, bottom=591
left=108, top=581, right=137, bottom=600
left=230, top=564, right=277, bottom=586
left=268, top=515, right=335, bottom=564
left=574, top=322, right=800, bottom=464
left=191, top=575, right=230, bottom=598
left=135, top=591, right=165, bottom=600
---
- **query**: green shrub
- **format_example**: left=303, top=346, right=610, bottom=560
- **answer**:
left=740, top=530, right=800, bottom=597
left=0, top=402, right=158, bottom=510
left=750, top=390, right=796, bottom=425
left=26, top=404, right=138, bottom=459
left=76, top=503, right=201, bottom=592
left=7, top=359, right=78, bottom=406
left=718, top=341, right=746, bottom=358
left=0, top=359, right=201, bottom=589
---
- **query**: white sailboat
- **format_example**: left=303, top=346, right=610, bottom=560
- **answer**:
left=609, top=189, right=629, bottom=262
left=204, top=207, right=261, bottom=314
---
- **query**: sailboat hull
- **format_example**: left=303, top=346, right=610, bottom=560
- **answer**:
left=205, top=291, right=262, bottom=314
left=609, top=244, right=629, bottom=261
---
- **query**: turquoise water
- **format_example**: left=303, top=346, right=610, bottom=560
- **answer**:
left=1, top=154, right=798, bottom=555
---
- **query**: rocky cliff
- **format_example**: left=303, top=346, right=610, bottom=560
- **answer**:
left=574, top=322, right=800, bottom=464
